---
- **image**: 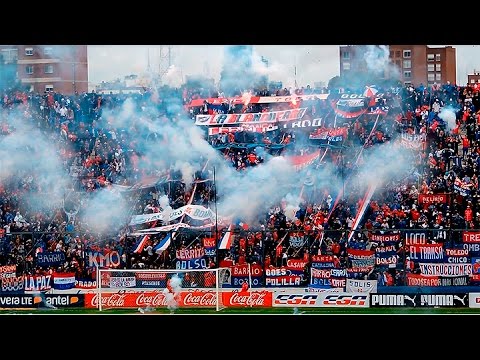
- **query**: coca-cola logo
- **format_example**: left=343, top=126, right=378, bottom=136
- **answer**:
left=228, top=292, right=267, bottom=306
left=182, top=292, right=216, bottom=306
left=89, top=293, right=126, bottom=308
left=136, top=292, right=168, bottom=307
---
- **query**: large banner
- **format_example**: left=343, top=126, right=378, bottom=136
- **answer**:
left=419, top=263, right=472, bottom=277
left=36, top=251, right=66, bottom=268
left=88, top=251, right=121, bottom=268
left=188, top=94, right=328, bottom=107
left=346, top=279, right=378, bottom=293
left=24, top=274, right=52, bottom=291
left=129, top=205, right=215, bottom=226
left=175, top=248, right=207, bottom=270
left=462, top=231, right=480, bottom=256
left=52, top=272, right=76, bottom=290
left=195, top=108, right=307, bottom=125
left=409, top=244, right=445, bottom=263
left=230, top=263, right=264, bottom=287
left=347, top=249, right=375, bottom=268
left=400, top=132, right=426, bottom=150
left=406, top=273, right=469, bottom=286
left=418, top=194, right=448, bottom=208
left=208, top=123, right=278, bottom=136
left=310, top=268, right=346, bottom=289
left=309, top=127, right=348, bottom=146
left=264, top=267, right=303, bottom=287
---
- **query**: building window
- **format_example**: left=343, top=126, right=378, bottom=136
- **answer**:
left=428, top=73, right=435, bottom=82
left=435, top=64, right=441, bottom=72
left=44, top=47, right=53, bottom=56
left=471, top=79, right=476, bottom=84
left=395, top=60, right=401, bottom=68
left=404, top=71, right=411, bottom=79
left=343, top=62, right=350, bottom=70
left=342, top=51, right=350, bottom=59
left=45, top=85, right=53, bottom=92
left=403, top=60, right=411, bottom=69
left=25, top=65, right=33, bottom=75
left=389, top=50, right=393, bottom=58
left=436, top=53, right=441, bottom=61
left=395, top=51, right=401, bottom=58
left=436, top=73, right=442, bottom=81
left=1, top=48, right=18, bottom=63
left=427, top=53, right=435, bottom=61
left=44, top=64, right=54, bottom=74
left=403, top=50, right=411, bottom=58
left=25, top=47, right=33, bottom=56
left=428, top=64, right=435, bottom=72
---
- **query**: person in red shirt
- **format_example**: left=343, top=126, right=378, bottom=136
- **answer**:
left=465, top=205, right=473, bottom=223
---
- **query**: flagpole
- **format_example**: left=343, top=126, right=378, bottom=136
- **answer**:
left=214, top=166, right=219, bottom=267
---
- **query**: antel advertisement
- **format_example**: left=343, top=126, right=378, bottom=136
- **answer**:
left=468, top=293, right=480, bottom=308
left=370, top=293, right=469, bottom=307
left=0, top=294, right=84, bottom=309
left=272, top=290, right=369, bottom=308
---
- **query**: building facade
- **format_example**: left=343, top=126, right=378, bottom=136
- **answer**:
left=339, top=45, right=456, bottom=86
left=467, top=71, right=480, bottom=85
left=0, top=45, right=88, bottom=94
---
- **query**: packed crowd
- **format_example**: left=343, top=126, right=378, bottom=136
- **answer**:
left=1, top=79, right=480, bottom=288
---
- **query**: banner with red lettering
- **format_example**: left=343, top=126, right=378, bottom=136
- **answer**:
left=188, top=94, right=328, bottom=108
left=195, top=108, right=307, bottom=125
left=286, top=259, right=308, bottom=274
left=419, top=263, right=472, bottom=277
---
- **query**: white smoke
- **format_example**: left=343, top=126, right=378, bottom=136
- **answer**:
left=163, top=65, right=183, bottom=88
left=80, top=188, right=130, bottom=234
left=363, top=45, right=400, bottom=79
left=438, top=107, right=457, bottom=132
left=283, top=193, right=302, bottom=221
left=163, top=273, right=182, bottom=312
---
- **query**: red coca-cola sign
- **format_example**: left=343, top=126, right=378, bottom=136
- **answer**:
left=222, top=291, right=272, bottom=307
left=84, top=290, right=218, bottom=308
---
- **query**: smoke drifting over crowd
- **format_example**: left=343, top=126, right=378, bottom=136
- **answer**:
left=0, top=110, right=71, bottom=213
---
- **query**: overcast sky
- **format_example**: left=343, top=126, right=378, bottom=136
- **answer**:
left=87, top=45, right=480, bottom=89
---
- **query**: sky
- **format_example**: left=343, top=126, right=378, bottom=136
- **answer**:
left=87, top=45, right=480, bottom=90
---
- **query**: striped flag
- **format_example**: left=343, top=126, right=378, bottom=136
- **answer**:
left=133, top=234, right=149, bottom=254
left=218, top=224, right=233, bottom=250
left=154, top=233, right=172, bottom=254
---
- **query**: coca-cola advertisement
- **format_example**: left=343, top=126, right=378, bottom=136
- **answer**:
left=84, top=290, right=218, bottom=309
left=221, top=290, right=272, bottom=307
